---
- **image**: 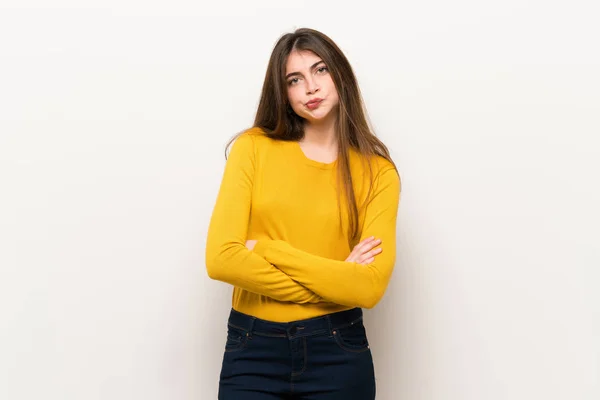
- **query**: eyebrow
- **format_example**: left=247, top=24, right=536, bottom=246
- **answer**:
left=285, top=60, right=326, bottom=79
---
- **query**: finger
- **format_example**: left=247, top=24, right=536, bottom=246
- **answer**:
left=349, top=237, right=379, bottom=262
left=353, top=237, right=372, bottom=251
left=358, top=248, right=382, bottom=263
left=360, top=245, right=381, bottom=260
left=363, top=238, right=382, bottom=251
left=360, top=256, right=375, bottom=265
left=354, top=236, right=376, bottom=251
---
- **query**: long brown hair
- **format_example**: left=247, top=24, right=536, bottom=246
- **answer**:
left=225, top=27, right=399, bottom=245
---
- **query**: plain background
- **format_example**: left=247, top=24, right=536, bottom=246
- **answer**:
left=1, top=1, right=599, bottom=399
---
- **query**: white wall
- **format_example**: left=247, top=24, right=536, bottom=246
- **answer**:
left=1, top=1, right=598, bottom=399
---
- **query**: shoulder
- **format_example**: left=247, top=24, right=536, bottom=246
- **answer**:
left=374, top=155, right=396, bottom=175
left=349, top=148, right=401, bottom=194
left=372, top=156, right=400, bottom=194
left=349, top=148, right=398, bottom=178
left=229, top=127, right=271, bottom=154
left=235, top=126, right=276, bottom=148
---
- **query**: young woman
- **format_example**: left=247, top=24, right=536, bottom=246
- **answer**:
left=206, top=27, right=401, bottom=400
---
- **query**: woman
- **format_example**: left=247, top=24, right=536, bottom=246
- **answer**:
left=206, top=27, right=401, bottom=399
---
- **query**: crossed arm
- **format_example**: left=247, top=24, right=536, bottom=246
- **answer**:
left=205, top=133, right=401, bottom=308
left=205, top=133, right=322, bottom=304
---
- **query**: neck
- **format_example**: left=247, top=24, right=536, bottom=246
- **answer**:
left=301, top=112, right=338, bottom=149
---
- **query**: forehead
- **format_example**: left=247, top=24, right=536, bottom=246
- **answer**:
left=285, top=50, right=322, bottom=73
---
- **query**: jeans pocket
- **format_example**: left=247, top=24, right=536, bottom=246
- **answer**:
left=332, top=319, right=370, bottom=353
left=224, top=323, right=248, bottom=353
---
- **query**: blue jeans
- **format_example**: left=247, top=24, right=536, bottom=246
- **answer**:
left=218, top=307, right=376, bottom=399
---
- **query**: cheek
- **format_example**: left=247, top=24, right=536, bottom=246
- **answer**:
left=287, top=88, right=304, bottom=109
left=287, top=87, right=297, bottom=101
left=323, top=78, right=338, bottom=99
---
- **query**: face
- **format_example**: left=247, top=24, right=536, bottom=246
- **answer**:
left=285, top=50, right=339, bottom=124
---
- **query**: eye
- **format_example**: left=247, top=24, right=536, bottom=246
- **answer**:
left=317, top=66, right=328, bottom=73
left=288, top=77, right=300, bottom=86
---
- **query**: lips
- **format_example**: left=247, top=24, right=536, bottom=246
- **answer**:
left=306, top=98, right=323, bottom=110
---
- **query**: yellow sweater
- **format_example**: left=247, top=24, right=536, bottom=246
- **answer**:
left=205, top=127, right=401, bottom=322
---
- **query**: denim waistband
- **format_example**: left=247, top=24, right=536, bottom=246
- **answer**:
left=227, top=307, right=364, bottom=339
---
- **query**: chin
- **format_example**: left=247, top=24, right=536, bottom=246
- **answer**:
left=309, top=113, right=333, bottom=122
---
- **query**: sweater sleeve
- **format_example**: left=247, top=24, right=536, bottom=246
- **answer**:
left=205, top=133, right=322, bottom=304
left=252, top=166, right=400, bottom=309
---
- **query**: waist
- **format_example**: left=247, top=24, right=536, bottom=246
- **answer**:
left=231, top=287, right=354, bottom=322
left=227, top=307, right=363, bottom=338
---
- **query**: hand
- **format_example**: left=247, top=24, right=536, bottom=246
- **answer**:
left=246, top=240, right=257, bottom=251
left=345, top=236, right=382, bottom=265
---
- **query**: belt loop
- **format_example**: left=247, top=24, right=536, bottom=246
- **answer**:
left=247, top=317, right=256, bottom=339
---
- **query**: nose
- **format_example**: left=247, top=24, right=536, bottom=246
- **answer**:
left=305, top=78, right=320, bottom=95
left=306, top=85, right=319, bottom=95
